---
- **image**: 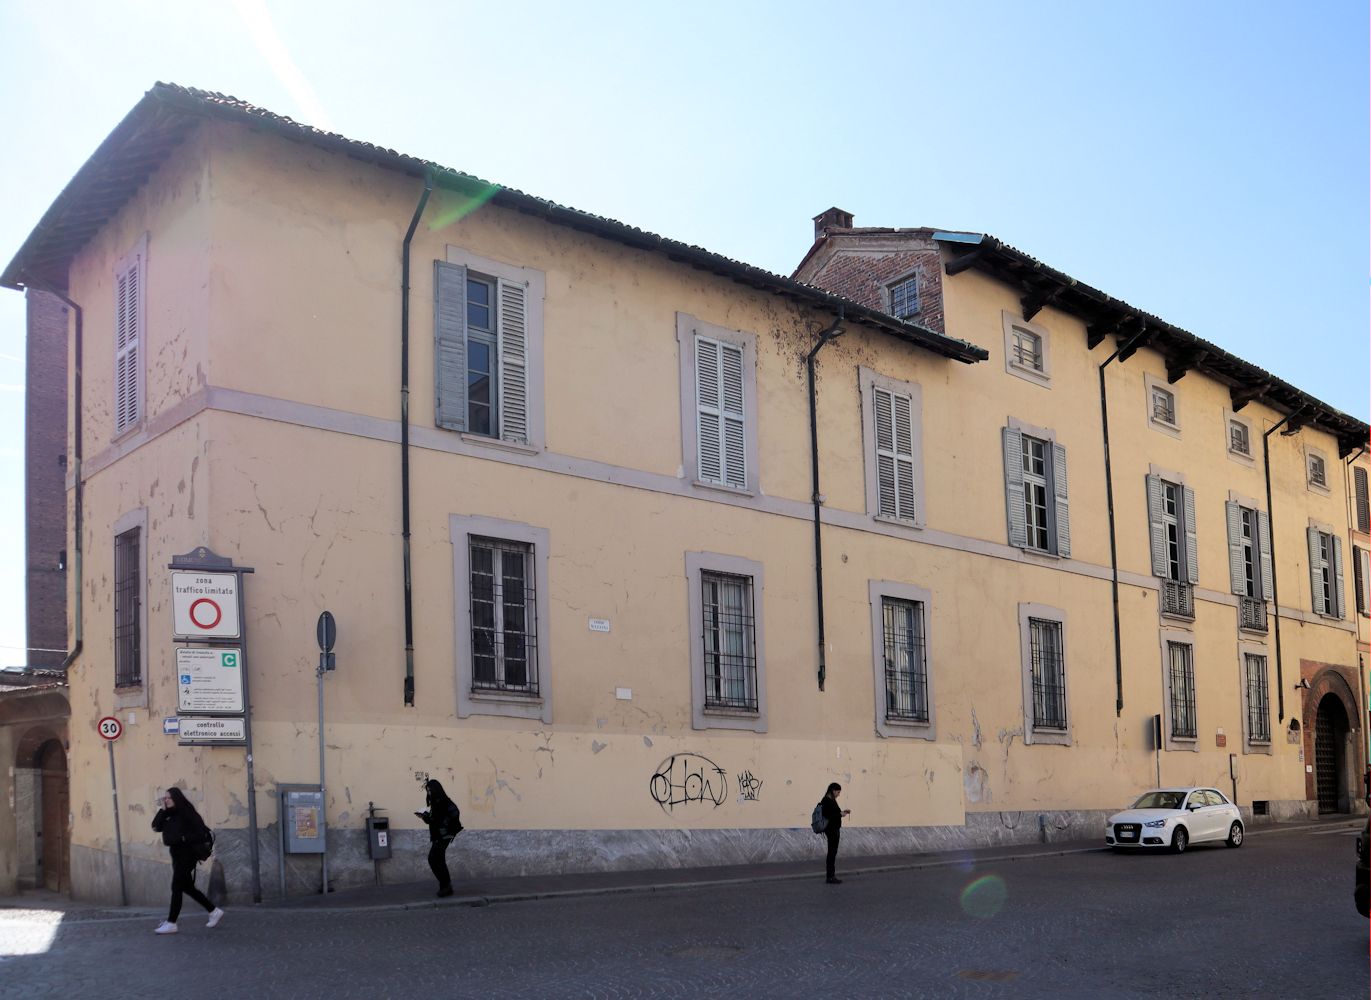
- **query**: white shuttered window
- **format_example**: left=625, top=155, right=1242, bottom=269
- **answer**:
left=873, top=386, right=917, bottom=521
left=1002, top=424, right=1070, bottom=557
left=114, top=247, right=144, bottom=436
left=695, top=335, right=746, bottom=489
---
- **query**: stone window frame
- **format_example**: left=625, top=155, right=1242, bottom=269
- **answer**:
left=685, top=551, right=767, bottom=733
left=450, top=513, right=553, bottom=723
left=1018, top=602, right=1071, bottom=746
left=1003, top=415, right=1070, bottom=559
left=1158, top=628, right=1199, bottom=752
left=1237, top=640, right=1272, bottom=755
left=112, top=507, right=148, bottom=711
left=1001, top=311, right=1052, bottom=389
left=858, top=366, right=926, bottom=530
left=868, top=580, right=935, bottom=741
left=1144, top=372, right=1181, bottom=438
left=1224, top=408, right=1254, bottom=466
left=676, top=313, right=760, bottom=498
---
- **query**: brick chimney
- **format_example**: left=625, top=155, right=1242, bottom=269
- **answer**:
left=813, top=207, right=854, bottom=240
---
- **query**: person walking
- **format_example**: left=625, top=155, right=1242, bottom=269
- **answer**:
left=820, top=782, right=851, bottom=884
left=416, top=779, right=463, bottom=897
left=150, top=787, right=223, bottom=934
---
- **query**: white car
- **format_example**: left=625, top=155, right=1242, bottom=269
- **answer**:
left=1105, top=787, right=1244, bottom=853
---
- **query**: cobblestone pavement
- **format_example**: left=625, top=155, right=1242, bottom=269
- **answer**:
left=2, top=822, right=1364, bottom=999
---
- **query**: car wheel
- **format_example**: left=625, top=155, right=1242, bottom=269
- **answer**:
left=1171, top=827, right=1188, bottom=854
left=1226, top=822, right=1243, bottom=848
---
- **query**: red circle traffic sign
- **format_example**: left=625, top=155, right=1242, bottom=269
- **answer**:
left=189, top=598, right=223, bottom=630
left=97, top=716, right=123, bottom=741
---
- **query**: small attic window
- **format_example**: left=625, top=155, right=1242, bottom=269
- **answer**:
left=889, top=276, right=919, bottom=320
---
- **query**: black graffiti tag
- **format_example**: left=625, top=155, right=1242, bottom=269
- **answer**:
left=650, top=753, right=728, bottom=813
left=736, top=770, right=763, bottom=801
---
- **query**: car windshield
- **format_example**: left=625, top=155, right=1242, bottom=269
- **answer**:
left=1131, top=791, right=1183, bottom=810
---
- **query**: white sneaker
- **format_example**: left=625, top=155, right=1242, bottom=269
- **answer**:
left=154, top=921, right=178, bottom=934
left=206, top=908, right=225, bottom=928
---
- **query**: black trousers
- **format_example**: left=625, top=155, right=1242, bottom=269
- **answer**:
left=428, top=838, right=453, bottom=889
left=168, top=847, right=214, bottom=922
left=825, top=829, right=841, bottom=879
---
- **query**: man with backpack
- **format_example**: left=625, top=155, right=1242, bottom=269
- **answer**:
left=812, top=782, right=851, bottom=884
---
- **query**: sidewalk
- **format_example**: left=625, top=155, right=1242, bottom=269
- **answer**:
left=260, top=814, right=1361, bottom=915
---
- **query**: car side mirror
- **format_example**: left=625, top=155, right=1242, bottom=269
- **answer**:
left=1188, top=804, right=1202, bottom=811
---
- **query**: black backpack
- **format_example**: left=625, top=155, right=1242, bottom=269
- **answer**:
left=810, top=802, right=828, bottom=834
left=192, top=826, right=215, bottom=862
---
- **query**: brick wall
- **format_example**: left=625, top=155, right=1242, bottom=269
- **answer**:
left=804, top=242, right=947, bottom=335
left=25, top=289, right=67, bottom=669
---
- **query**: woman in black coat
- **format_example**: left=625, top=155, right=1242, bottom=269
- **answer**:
left=416, top=779, right=462, bottom=897
left=150, top=786, right=223, bottom=934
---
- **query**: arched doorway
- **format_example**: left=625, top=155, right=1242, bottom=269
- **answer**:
left=1314, top=694, right=1350, bottom=814
left=37, top=739, right=69, bottom=891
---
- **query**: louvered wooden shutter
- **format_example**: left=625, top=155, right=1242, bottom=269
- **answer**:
left=497, top=278, right=529, bottom=444
left=1051, top=443, right=1070, bottom=558
left=114, top=257, right=141, bottom=434
left=1332, top=535, right=1346, bottom=618
left=1307, top=527, right=1323, bottom=613
left=1225, top=502, right=1244, bottom=595
left=1356, top=467, right=1370, bottom=534
left=1355, top=546, right=1367, bottom=616
left=695, top=336, right=745, bottom=488
left=1002, top=427, right=1027, bottom=548
left=1146, top=474, right=1167, bottom=577
left=1182, top=486, right=1198, bottom=584
left=874, top=387, right=916, bottom=521
left=434, top=261, right=468, bottom=431
left=1257, top=511, right=1273, bottom=601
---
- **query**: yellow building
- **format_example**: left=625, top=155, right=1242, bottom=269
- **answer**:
left=4, top=85, right=1367, bottom=903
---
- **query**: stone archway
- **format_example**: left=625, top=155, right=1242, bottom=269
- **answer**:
left=13, top=724, right=69, bottom=892
left=1300, top=663, right=1362, bottom=814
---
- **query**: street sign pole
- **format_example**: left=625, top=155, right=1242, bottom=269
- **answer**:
left=98, top=716, right=127, bottom=906
left=315, top=611, right=336, bottom=895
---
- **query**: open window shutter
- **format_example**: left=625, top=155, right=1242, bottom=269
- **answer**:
left=873, top=387, right=896, bottom=517
left=1182, top=486, right=1198, bottom=584
left=1051, top=442, right=1070, bottom=558
left=720, top=342, right=746, bottom=488
left=1146, top=475, right=1167, bottom=577
left=1002, top=427, right=1027, bottom=548
left=1356, top=467, right=1370, bottom=533
left=893, top=393, right=916, bottom=521
left=1332, top=535, right=1346, bottom=618
left=695, top=337, right=722, bottom=483
left=1225, top=502, right=1244, bottom=595
left=434, top=261, right=468, bottom=431
left=1257, top=511, right=1273, bottom=601
left=1307, top=527, right=1323, bottom=613
left=497, top=278, right=528, bottom=444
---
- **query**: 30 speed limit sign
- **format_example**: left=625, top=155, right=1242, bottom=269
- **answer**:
left=97, top=716, right=123, bottom=741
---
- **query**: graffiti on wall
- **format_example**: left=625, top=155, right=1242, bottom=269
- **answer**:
left=649, top=753, right=729, bottom=813
left=736, top=770, right=763, bottom=802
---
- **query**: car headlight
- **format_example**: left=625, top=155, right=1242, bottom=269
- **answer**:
left=1143, top=819, right=1168, bottom=828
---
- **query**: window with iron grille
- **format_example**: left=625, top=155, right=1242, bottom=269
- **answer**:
left=700, top=571, right=757, bottom=712
left=1029, top=618, right=1067, bottom=730
left=114, top=528, right=141, bottom=687
left=882, top=597, right=927, bottom=723
left=1167, top=641, right=1196, bottom=740
left=1229, top=420, right=1250, bottom=456
left=888, top=276, right=919, bottom=320
left=1244, top=653, right=1270, bottom=744
left=468, top=536, right=538, bottom=696
left=1010, top=327, right=1043, bottom=372
left=1151, top=386, right=1176, bottom=426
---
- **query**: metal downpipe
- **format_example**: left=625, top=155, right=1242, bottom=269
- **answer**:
left=806, top=311, right=844, bottom=691
left=1263, top=406, right=1307, bottom=723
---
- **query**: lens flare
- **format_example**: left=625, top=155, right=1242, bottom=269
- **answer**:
left=429, top=182, right=503, bottom=230
left=959, top=874, right=1007, bottom=918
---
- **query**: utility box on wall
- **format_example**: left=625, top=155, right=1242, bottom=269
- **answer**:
left=366, top=814, right=391, bottom=859
left=279, top=785, right=326, bottom=855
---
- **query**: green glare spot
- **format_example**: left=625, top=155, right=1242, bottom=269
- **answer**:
left=429, top=181, right=502, bottom=230
left=959, top=874, right=1007, bottom=919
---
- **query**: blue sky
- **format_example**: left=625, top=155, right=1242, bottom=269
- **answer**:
left=1, top=0, right=1367, bottom=665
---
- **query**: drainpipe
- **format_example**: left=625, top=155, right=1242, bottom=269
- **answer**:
left=399, top=171, right=433, bottom=707
left=1097, top=323, right=1150, bottom=717
left=24, top=279, right=83, bottom=671
left=806, top=310, right=844, bottom=691
left=1263, top=405, right=1308, bottom=723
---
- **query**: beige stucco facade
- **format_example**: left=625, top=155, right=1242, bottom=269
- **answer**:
left=11, top=96, right=1368, bottom=903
